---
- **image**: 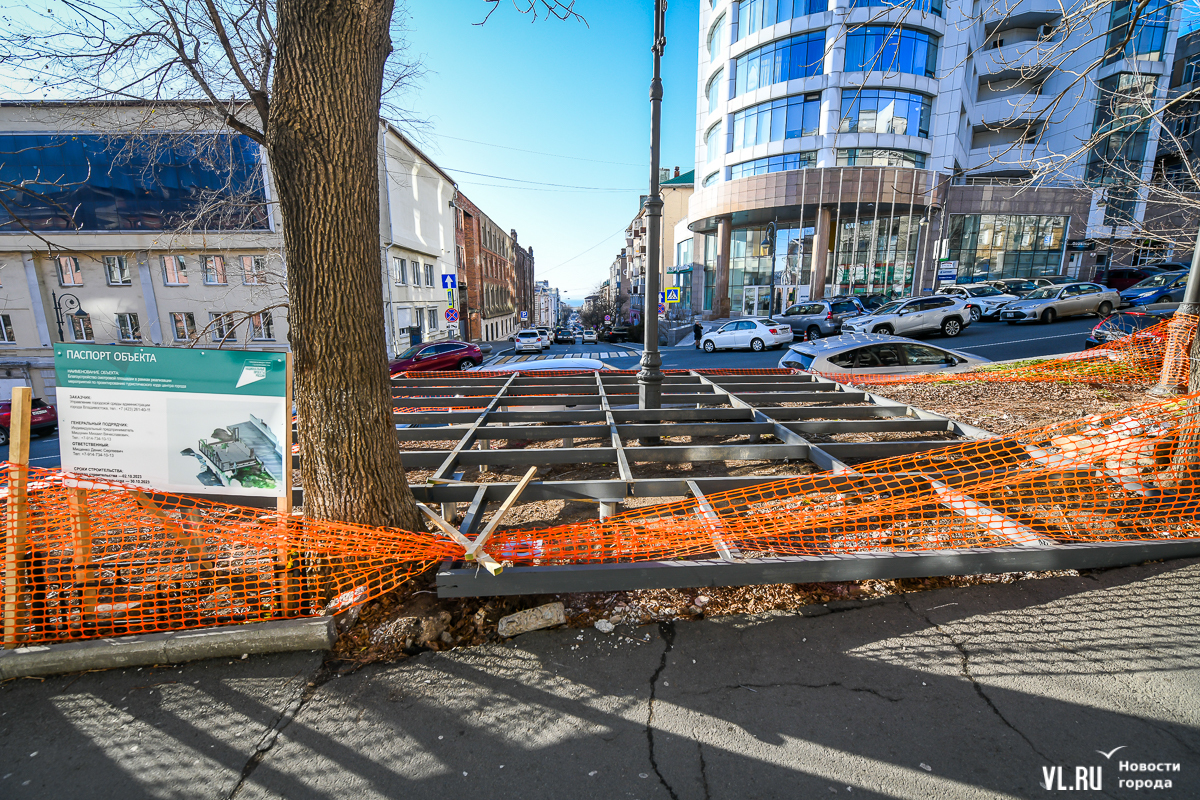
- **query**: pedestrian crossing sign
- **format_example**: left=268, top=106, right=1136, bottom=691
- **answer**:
left=665, top=288, right=681, bottom=303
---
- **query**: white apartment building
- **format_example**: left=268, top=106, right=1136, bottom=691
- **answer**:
left=534, top=280, right=560, bottom=327
left=378, top=123, right=458, bottom=355
left=684, top=0, right=1183, bottom=318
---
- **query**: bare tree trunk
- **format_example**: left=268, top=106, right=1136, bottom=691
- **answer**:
left=268, top=0, right=422, bottom=531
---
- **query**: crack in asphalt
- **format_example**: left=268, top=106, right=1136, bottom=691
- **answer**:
left=227, top=662, right=331, bottom=799
left=901, top=599, right=1122, bottom=799
left=647, top=620, right=681, bottom=800
left=697, top=741, right=711, bottom=800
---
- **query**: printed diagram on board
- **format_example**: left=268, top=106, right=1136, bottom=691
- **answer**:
left=181, top=414, right=284, bottom=489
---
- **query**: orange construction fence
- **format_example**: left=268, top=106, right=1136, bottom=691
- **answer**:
left=3, top=315, right=1200, bottom=647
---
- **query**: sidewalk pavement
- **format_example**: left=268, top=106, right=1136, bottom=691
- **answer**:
left=3, top=558, right=1198, bottom=798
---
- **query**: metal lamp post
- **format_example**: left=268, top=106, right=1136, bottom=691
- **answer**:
left=639, top=0, right=667, bottom=413
left=763, top=218, right=778, bottom=315
left=51, top=292, right=86, bottom=342
left=1149, top=225, right=1200, bottom=396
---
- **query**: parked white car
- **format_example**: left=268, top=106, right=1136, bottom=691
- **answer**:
left=998, top=282, right=1120, bottom=324
left=934, top=284, right=1020, bottom=321
left=535, top=327, right=552, bottom=349
left=778, top=332, right=990, bottom=375
left=841, top=296, right=972, bottom=338
left=582, top=329, right=598, bottom=343
left=700, top=318, right=792, bottom=353
left=514, top=329, right=542, bottom=354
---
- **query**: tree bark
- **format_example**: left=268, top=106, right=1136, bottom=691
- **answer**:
left=268, top=0, right=423, bottom=531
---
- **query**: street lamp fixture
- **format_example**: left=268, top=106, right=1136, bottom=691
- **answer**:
left=51, top=292, right=87, bottom=342
left=638, top=0, right=667, bottom=420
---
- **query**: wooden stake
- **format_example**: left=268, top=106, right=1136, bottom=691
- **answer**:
left=417, top=502, right=504, bottom=576
left=4, top=386, right=32, bottom=648
left=471, top=466, right=538, bottom=553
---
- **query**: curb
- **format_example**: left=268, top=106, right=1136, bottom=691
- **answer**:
left=0, top=616, right=337, bottom=679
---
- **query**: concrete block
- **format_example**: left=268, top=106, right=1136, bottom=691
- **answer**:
left=497, top=602, right=565, bottom=637
left=0, top=617, right=337, bottom=679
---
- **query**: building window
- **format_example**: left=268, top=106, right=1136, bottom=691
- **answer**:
left=1184, top=53, right=1200, bottom=85
left=250, top=312, right=275, bottom=341
left=104, top=255, right=132, bottom=285
left=1086, top=73, right=1158, bottom=186
left=242, top=255, right=266, bottom=285
left=831, top=216, right=921, bottom=295
left=836, top=148, right=927, bottom=168
left=171, top=312, right=197, bottom=341
left=839, top=89, right=932, bottom=137
left=0, top=315, right=14, bottom=343
left=730, top=152, right=817, bottom=178
left=116, top=313, right=140, bottom=342
left=732, top=93, right=821, bottom=150
left=703, top=235, right=718, bottom=311
left=1105, top=0, right=1170, bottom=64
left=162, top=255, right=188, bottom=285
left=849, top=0, right=941, bottom=16
left=945, top=214, right=1068, bottom=281
left=706, top=124, right=723, bottom=163
left=844, top=27, right=939, bottom=78
left=209, top=312, right=236, bottom=342
left=71, top=314, right=93, bottom=342
left=703, top=171, right=720, bottom=187
left=733, top=31, right=825, bottom=97
left=424, top=263, right=434, bottom=286
left=737, top=0, right=827, bottom=42
left=394, top=256, right=408, bottom=285
left=203, top=255, right=227, bottom=285
left=57, top=256, right=83, bottom=286
left=707, top=68, right=724, bottom=114
left=708, top=13, right=725, bottom=62
left=427, top=307, right=438, bottom=332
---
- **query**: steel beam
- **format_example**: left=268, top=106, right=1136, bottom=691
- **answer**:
left=435, top=540, right=1200, bottom=597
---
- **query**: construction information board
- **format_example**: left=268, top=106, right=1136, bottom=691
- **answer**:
left=53, top=344, right=288, bottom=498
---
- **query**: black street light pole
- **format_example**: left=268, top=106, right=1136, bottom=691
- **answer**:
left=51, top=292, right=85, bottom=342
left=763, top=218, right=778, bottom=315
left=639, top=0, right=667, bottom=412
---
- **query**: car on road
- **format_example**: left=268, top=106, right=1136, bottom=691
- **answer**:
left=987, top=278, right=1040, bottom=297
left=554, top=327, right=575, bottom=344
left=513, top=329, right=544, bottom=354
left=934, top=284, right=1020, bottom=321
left=700, top=318, right=792, bottom=352
left=778, top=333, right=990, bottom=376
left=1085, top=307, right=1175, bottom=349
left=0, top=396, right=57, bottom=446
left=1100, top=265, right=1169, bottom=292
left=829, top=293, right=889, bottom=311
left=841, top=295, right=972, bottom=338
left=776, top=298, right=865, bottom=340
left=1030, top=275, right=1076, bottom=288
left=535, top=327, right=552, bottom=349
left=998, top=282, right=1119, bottom=324
left=388, top=340, right=484, bottom=374
left=603, top=327, right=629, bottom=343
left=582, top=329, right=598, bottom=344
left=1118, top=270, right=1188, bottom=307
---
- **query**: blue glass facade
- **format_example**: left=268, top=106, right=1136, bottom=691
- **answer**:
left=730, top=152, right=816, bottom=178
left=0, top=133, right=269, bottom=232
left=737, top=0, right=830, bottom=41
left=733, top=31, right=826, bottom=97
left=732, top=93, right=822, bottom=150
left=844, top=27, right=939, bottom=78
left=839, top=89, right=933, bottom=137
left=849, top=0, right=942, bottom=17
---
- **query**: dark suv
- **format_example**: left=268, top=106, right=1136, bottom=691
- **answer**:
left=776, top=298, right=865, bottom=340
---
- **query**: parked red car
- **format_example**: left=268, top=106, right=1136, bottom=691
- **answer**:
left=0, top=396, right=57, bottom=446
left=1101, top=265, right=1168, bottom=292
left=388, top=340, right=483, bottom=374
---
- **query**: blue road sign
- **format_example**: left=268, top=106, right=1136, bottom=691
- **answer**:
left=441, top=274, right=457, bottom=289
left=665, top=288, right=680, bottom=303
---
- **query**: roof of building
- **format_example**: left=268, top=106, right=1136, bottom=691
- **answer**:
left=661, top=169, right=695, bottom=186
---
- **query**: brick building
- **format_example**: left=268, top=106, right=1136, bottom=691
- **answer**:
left=454, top=192, right=518, bottom=342
left=512, top=230, right=535, bottom=327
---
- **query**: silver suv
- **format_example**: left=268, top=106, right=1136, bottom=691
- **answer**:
left=776, top=298, right=865, bottom=340
left=841, top=295, right=972, bottom=338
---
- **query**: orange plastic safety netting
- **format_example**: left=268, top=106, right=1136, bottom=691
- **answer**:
left=6, top=320, right=1200, bottom=647
left=829, top=313, right=1199, bottom=387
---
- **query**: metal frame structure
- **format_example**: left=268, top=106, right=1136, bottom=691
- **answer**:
left=388, top=369, right=1200, bottom=597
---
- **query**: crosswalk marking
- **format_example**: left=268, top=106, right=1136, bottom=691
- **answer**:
left=491, top=350, right=636, bottom=365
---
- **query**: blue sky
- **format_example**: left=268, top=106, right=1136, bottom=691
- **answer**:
left=401, top=1, right=701, bottom=303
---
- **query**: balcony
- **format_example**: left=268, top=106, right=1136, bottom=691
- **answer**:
left=981, top=0, right=1063, bottom=36
left=977, top=39, right=1056, bottom=81
left=974, top=91, right=1054, bottom=127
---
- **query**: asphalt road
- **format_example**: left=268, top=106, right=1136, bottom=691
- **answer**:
left=487, top=316, right=1100, bottom=372
left=3, top=557, right=1197, bottom=799
left=0, top=428, right=62, bottom=470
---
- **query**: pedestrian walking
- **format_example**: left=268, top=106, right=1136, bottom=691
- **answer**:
left=693, top=321, right=703, bottom=349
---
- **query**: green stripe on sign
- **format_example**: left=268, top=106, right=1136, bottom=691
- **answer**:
left=54, top=344, right=287, bottom=397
